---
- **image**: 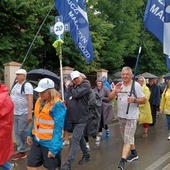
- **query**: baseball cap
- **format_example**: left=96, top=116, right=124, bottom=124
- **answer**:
left=34, top=78, right=55, bottom=92
left=15, top=69, right=27, bottom=75
left=70, top=71, right=81, bottom=80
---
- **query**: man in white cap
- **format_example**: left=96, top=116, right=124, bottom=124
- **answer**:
left=10, top=69, right=33, bottom=161
left=61, top=70, right=91, bottom=170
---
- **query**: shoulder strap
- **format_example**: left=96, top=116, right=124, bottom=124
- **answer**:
left=21, top=81, right=28, bottom=94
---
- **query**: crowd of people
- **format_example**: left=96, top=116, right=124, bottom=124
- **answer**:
left=0, top=66, right=169, bottom=170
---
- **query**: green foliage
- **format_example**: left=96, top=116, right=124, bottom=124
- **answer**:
left=0, top=0, right=168, bottom=78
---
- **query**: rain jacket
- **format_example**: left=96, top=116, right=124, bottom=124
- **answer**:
left=138, top=77, right=153, bottom=124
left=28, top=97, right=66, bottom=156
left=102, top=76, right=111, bottom=91
left=67, top=80, right=91, bottom=123
left=0, top=84, right=14, bottom=165
left=160, top=87, right=170, bottom=115
left=94, top=85, right=114, bottom=126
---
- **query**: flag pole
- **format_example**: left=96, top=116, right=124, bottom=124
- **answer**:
left=20, top=3, right=54, bottom=68
left=53, top=39, right=64, bottom=100
left=126, top=27, right=146, bottom=114
left=10, top=3, right=54, bottom=94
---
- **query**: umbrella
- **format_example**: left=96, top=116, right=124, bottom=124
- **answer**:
left=163, top=73, right=170, bottom=79
left=113, top=71, right=121, bottom=78
left=135, top=72, right=157, bottom=79
left=27, top=69, right=60, bottom=85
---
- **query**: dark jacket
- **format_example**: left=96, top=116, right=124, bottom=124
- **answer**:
left=148, top=84, right=160, bottom=107
left=67, top=80, right=91, bottom=123
left=84, top=89, right=101, bottom=138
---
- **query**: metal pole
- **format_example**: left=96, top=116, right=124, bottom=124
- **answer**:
left=126, top=28, right=146, bottom=114
left=59, top=43, right=64, bottom=100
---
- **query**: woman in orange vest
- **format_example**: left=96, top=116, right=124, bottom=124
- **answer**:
left=27, top=78, right=66, bottom=170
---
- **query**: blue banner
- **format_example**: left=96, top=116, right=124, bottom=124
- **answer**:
left=164, top=0, right=170, bottom=56
left=55, top=0, right=94, bottom=63
left=144, top=0, right=170, bottom=70
left=144, top=0, right=164, bottom=43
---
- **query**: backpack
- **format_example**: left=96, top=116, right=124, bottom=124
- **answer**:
left=10, top=80, right=29, bottom=94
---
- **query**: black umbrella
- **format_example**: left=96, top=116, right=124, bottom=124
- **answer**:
left=113, top=71, right=121, bottom=78
left=27, top=69, right=60, bottom=85
left=163, top=73, right=170, bottom=79
left=135, top=72, right=157, bottom=79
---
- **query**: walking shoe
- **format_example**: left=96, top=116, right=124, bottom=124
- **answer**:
left=11, top=163, right=17, bottom=170
left=61, top=162, right=71, bottom=170
left=126, top=153, right=139, bottom=162
left=86, top=145, right=91, bottom=152
left=95, top=135, right=102, bottom=147
left=63, top=140, right=70, bottom=146
left=167, top=134, right=170, bottom=140
left=118, top=161, right=125, bottom=170
left=106, top=129, right=110, bottom=138
left=11, top=152, right=27, bottom=161
left=78, top=154, right=90, bottom=165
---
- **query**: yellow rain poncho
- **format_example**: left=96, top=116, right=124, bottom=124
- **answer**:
left=138, top=77, right=153, bottom=124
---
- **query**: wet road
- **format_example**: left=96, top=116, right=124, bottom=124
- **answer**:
left=6, top=114, right=170, bottom=170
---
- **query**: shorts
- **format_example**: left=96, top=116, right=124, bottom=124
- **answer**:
left=119, top=118, right=137, bottom=144
left=27, top=140, right=61, bottom=170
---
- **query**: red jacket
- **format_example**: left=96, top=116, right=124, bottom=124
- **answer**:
left=0, top=84, right=14, bottom=165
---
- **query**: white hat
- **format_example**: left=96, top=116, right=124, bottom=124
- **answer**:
left=34, top=78, right=55, bottom=92
left=15, top=69, right=27, bottom=75
left=70, top=71, right=81, bottom=80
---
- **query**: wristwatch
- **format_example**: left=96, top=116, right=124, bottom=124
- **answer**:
left=133, top=98, right=137, bottom=103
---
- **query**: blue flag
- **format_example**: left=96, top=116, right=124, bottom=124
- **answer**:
left=55, top=0, right=94, bottom=63
left=164, top=0, right=170, bottom=56
left=144, top=0, right=170, bottom=70
left=144, top=0, right=164, bottom=43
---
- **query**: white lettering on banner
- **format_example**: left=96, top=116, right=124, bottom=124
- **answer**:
left=67, top=0, right=79, bottom=14
left=78, top=31, right=88, bottom=43
left=158, top=0, right=165, bottom=6
left=78, top=42, right=91, bottom=59
left=66, top=0, right=92, bottom=60
left=150, top=4, right=164, bottom=21
left=68, top=11, right=79, bottom=30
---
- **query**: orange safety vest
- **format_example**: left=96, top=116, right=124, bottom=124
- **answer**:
left=32, top=97, right=60, bottom=140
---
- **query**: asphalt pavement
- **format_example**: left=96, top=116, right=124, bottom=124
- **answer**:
left=4, top=113, right=170, bottom=170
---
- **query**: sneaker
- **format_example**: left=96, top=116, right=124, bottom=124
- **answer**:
left=78, top=154, right=90, bottom=165
left=126, top=153, right=139, bottom=162
left=167, top=135, right=170, bottom=140
left=106, top=129, right=110, bottom=138
left=86, top=145, right=91, bottom=152
left=61, top=162, right=71, bottom=170
left=95, top=136, right=102, bottom=147
left=118, top=162, right=125, bottom=170
left=63, top=140, right=70, bottom=146
left=11, top=163, right=17, bottom=170
left=11, top=152, right=27, bottom=161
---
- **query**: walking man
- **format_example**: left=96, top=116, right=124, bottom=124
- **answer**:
left=61, top=71, right=91, bottom=170
left=10, top=69, right=33, bottom=160
left=108, top=66, right=146, bottom=170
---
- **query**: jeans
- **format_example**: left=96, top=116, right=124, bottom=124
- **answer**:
left=14, top=114, right=28, bottom=152
left=66, top=123, right=87, bottom=164
left=0, top=162, right=13, bottom=170
left=166, top=115, right=170, bottom=130
left=150, top=104, right=157, bottom=124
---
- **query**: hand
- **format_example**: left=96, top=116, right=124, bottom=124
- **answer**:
left=111, top=82, right=115, bottom=91
left=27, top=136, right=33, bottom=145
left=115, top=82, right=123, bottom=93
left=48, top=151, right=55, bottom=158
left=127, top=96, right=135, bottom=103
left=27, top=114, right=33, bottom=123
